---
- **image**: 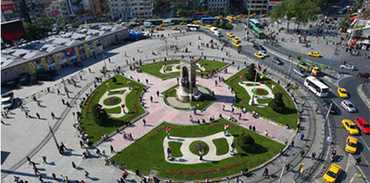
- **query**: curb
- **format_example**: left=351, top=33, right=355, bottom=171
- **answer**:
left=357, top=84, right=370, bottom=109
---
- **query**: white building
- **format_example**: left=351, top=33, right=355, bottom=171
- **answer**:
left=242, top=0, right=269, bottom=14
left=207, top=0, right=229, bottom=10
left=109, top=0, right=153, bottom=20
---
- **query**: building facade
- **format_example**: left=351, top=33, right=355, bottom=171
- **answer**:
left=207, top=0, right=229, bottom=10
left=242, top=0, right=269, bottom=14
left=109, top=0, right=153, bottom=20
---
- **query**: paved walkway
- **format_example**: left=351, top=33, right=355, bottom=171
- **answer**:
left=239, top=81, right=275, bottom=107
left=98, top=87, right=129, bottom=118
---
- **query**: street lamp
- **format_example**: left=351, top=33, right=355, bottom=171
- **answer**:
left=62, top=78, right=70, bottom=98
left=103, top=53, right=107, bottom=73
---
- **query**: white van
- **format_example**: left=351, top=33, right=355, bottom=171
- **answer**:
left=210, top=27, right=218, bottom=32
left=214, top=30, right=222, bottom=37
left=144, top=22, right=154, bottom=28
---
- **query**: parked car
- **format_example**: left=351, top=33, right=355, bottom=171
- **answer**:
left=340, top=100, right=356, bottom=113
left=322, top=163, right=341, bottom=183
left=1, top=92, right=14, bottom=109
left=354, top=117, right=370, bottom=134
left=342, top=119, right=359, bottom=135
left=253, top=43, right=266, bottom=51
left=340, top=64, right=356, bottom=70
left=357, top=72, right=370, bottom=79
left=323, top=99, right=338, bottom=115
left=272, top=57, right=283, bottom=65
left=293, top=68, right=307, bottom=78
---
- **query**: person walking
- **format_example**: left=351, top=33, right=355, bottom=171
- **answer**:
left=51, top=112, right=55, bottom=119
left=156, top=91, right=159, bottom=97
left=300, top=133, right=304, bottom=140
left=85, top=170, right=89, bottom=178
left=312, top=152, right=316, bottom=159
left=72, top=161, right=76, bottom=169
left=27, top=156, right=32, bottom=164
left=355, top=157, right=361, bottom=165
left=143, top=118, right=146, bottom=126
left=110, top=145, right=115, bottom=153
left=300, top=150, right=305, bottom=158
left=80, top=140, right=84, bottom=148
left=42, top=156, right=47, bottom=164
left=62, top=99, right=65, bottom=105
left=36, top=113, right=41, bottom=119
left=262, top=167, right=269, bottom=177
left=52, top=173, right=57, bottom=180
left=222, top=105, right=225, bottom=111
left=150, top=96, right=153, bottom=103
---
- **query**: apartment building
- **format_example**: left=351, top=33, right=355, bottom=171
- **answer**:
left=208, top=0, right=229, bottom=10
left=242, top=0, right=269, bottom=14
left=109, top=0, right=153, bottom=20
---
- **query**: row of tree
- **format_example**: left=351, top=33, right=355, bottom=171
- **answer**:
left=23, top=18, right=79, bottom=40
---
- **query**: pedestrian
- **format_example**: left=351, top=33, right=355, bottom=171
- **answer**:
left=249, top=125, right=252, bottom=130
left=66, top=102, right=70, bottom=107
left=252, top=126, right=256, bottom=132
left=88, top=68, right=91, bottom=73
left=291, top=140, right=295, bottom=147
left=231, top=106, right=234, bottom=113
left=265, top=130, right=268, bottom=136
left=312, top=152, right=316, bottom=159
left=326, top=135, right=331, bottom=145
left=42, top=156, right=47, bottom=164
left=109, top=58, right=111, bottom=63
left=301, top=100, right=306, bottom=106
left=146, top=79, right=148, bottom=84
left=189, top=115, right=193, bottom=123
left=215, top=80, right=218, bottom=86
left=36, top=113, right=40, bottom=119
left=34, top=167, right=39, bottom=175
left=262, top=167, right=269, bottom=176
left=62, top=99, right=65, bottom=105
left=143, top=118, right=146, bottom=126
left=51, top=112, right=55, bottom=119
left=1, top=120, right=4, bottom=124
left=85, top=170, right=89, bottom=178
left=27, top=156, right=32, bottom=164
left=52, top=173, right=57, bottom=180
left=300, top=133, right=304, bottom=140
left=239, top=113, right=242, bottom=120
left=72, top=161, right=76, bottom=169
left=300, top=150, right=305, bottom=157
left=156, top=91, right=159, bottom=97
left=315, top=107, right=319, bottom=113
left=150, top=96, right=153, bottom=103
left=110, top=145, right=115, bottom=153
left=223, top=105, right=225, bottom=111
left=355, top=157, right=361, bottom=165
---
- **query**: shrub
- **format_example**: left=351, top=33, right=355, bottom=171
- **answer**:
left=112, top=77, right=117, bottom=82
left=244, top=63, right=257, bottom=81
left=268, top=93, right=285, bottom=113
left=92, top=104, right=108, bottom=125
left=237, top=133, right=255, bottom=152
left=224, top=23, right=233, bottom=29
left=219, top=20, right=226, bottom=28
left=213, top=19, right=220, bottom=27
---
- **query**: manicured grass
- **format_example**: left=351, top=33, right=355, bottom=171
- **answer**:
left=162, top=84, right=216, bottom=111
left=103, top=96, right=122, bottom=106
left=226, top=69, right=298, bottom=128
left=80, top=75, right=147, bottom=144
left=139, top=60, right=228, bottom=79
left=189, top=141, right=209, bottom=156
left=246, top=83, right=259, bottom=86
left=105, top=106, right=122, bottom=114
left=111, top=120, right=284, bottom=180
left=257, top=98, right=272, bottom=104
left=169, top=142, right=183, bottom=158
left=213, top=138, right=229, bottom=155
left=256, top=88, right=268, bottom=96
left=108, top=90, right=126, bottom=96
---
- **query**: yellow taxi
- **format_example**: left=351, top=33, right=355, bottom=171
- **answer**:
left=337, top=87, right=348, bottom=98
left=156, top=27, right=164, bottom=31
left=193, top=20, right=201, bottom=24
left=107, top=22, right=114, bottom=25
left=342, top=119, right=359, bottom=135
left=214, top=15, right=223, bottom=18
left=254, top=52, right=265, bottom=59
left=307, top=51, right=321, bottom=57
left=179, top=22, right=187, bottom=25
left=226, top=32, right=234, bottom=37
left=232, top=42, right=241, bottom=47
left=232, top=37, right=240, bottom=42
left=171, top=27, right=180, bottom=30
left=160, top=23, right=168, bottom=27
left=345, top=136, right=357, bottom=154
left=206, top=25, right=212, bottom=30
left=322, top=163, right=341, bottom=183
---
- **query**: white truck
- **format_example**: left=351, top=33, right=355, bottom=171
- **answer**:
left=144, top=22, right=154, bottom=28
left=210, top=27, right=222, bottom=37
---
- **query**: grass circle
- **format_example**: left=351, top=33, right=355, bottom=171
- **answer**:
left=256, top=88, right=268, bottom=96
left=103, top=96, right=122, bottom=106
left=189, top=141, right=209, bottom=156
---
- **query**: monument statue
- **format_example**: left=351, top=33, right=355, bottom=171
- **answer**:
left=176, top=59, right=198, bottom=101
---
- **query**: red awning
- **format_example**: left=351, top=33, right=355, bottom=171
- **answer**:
left=350, top=15, right=358, bottom=21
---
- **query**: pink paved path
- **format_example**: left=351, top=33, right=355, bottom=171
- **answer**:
left=104, top=67, right=290, bottom=151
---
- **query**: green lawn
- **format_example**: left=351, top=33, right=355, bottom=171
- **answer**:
left=108, top=90, right=126, bottom=96
left=80, top=75, right=147, bottom=144
left=226, top=69, right=298, bottom=128
left=213, top=138, right=229, bottom=155
left=162, top=84, right=216, bottom=111
left=257, top=98, right=273, bottom=104
left=190, top=141, right=210, bottom=155
left=139, top=60, right=228, bottom=79
left=169, top=142, right=183, bottom=158
left=111, top=120, right=284, bottom=180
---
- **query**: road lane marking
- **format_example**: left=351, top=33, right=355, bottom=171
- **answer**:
left=361, top=154, right=370, bottom=166
left=346, top=154, right=354, bottom=172
left=360, top=136, right=370, bottom=152
left=349, top=173, right=357, bottom=183
left=355, top=165, right=370, bottom=183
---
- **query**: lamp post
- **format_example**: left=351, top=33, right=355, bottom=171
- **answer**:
left=62, top=78, right=70, bottom=98
left=246, top=0, right=252, bottom=39
left=103, top=53, right=107, bottom=73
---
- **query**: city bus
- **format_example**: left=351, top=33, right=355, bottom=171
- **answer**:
left=187, top=24, right=200, bottom=31
left=251, top=26, right=265, bottom=39
left=201, top=17, right=220, bottom=24
left=144, top=19, right=163, bottom=25
left=250, top=19, right=262, bottom=28
left=304, top=76, right=329, bottom=97
left=193, top=12, right=209, bottom=20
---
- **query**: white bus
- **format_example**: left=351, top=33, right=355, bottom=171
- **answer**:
left=187, top=24, right=200, bottom=31
left=304, top=76, right=329, bottom=97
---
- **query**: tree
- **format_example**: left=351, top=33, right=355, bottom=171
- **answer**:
left=37, top=17, right=55, bottom=28
left=237, top=132, right=255, bottom=152
left=176, top=9, right=183, bottom=16
left=268, top=93, right=285, bottom=113
left=71, top=22, right=79, bottom=28
left=224, top=23, right=233, bottom=29
left=56, top=18, right=64, bottom=27
left=294, top=0, right=321, bottom=30
left=23, top=23, right=49, bottom=40
left=244, top=63, right=257, bottom=81
left=353, top=29, right=364, bottom=40
left=92, top=104, right=108, bottom=125
left=219, top=20, right=226, bottom=28
left=213, top=19, right=220, bottom=26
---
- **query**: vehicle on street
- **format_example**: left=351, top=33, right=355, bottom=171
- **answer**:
left=206, top=25, right=212, bottom=30
left=214, top=31, right=222, bottom=37
left=342, top=119, right=359, bottom=135
left=258, top=50, right=269, bottom=57
left=307, top=51, right=321, bottom=57
left=322, top=163, right=341, bottom=183
left=226, top=32, right=234, bottom=37
left=293, top=68, right=307, bottom=78
left=297, top=63, right=321, bottom=76
left=254, top=52, right=264, bottom=59
left=337, top=87, right=348, bottom=98
left=171, top=27, right=180, bottom=30
left=354, top=117, right=370, bottom=134
left=232, top=42, right=241, bottom=47
left=187, top=24, right=200, bottom=31
left=253, top=43, right=266, bottom=51
left=357, top=72, right=370, bottom=78
left=156, top=27, right=164, bottom=31
left=232, top=37, right=240, bottom=42
left=304, top=76, right=329, bottom=97
left=272, top=57, right=283, bottom=65
left=345, top=136, right=357, bottom=153
left=160, top=23, right=168, bottom=27
left=1, top=92, right=14, bottom=109
left=144, top=22, right=154, bottom=28
left=323, top=99, right=338, bottom=114
left=340, top=64, right=356, bottom=70
left=340, top=100, right=356, bottom=113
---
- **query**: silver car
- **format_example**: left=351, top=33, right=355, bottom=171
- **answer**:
left=340, top=100, right=356, bottom=113
left=340, top=64, right=355, bottom=70
left=293, top=68, right=307, bottom=78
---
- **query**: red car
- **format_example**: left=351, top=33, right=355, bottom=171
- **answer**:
left=354, top=117, right=370, bottom=134
left=357, top=72, right=370, bottom=79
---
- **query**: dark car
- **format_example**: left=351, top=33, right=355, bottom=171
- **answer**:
left=272, top=57, right=283, bottom=65
left=323, top=99, right=337, bottom=115
left=253, top=43, right=266, bottom=51
left=357, top=72, right=370, bottom=79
